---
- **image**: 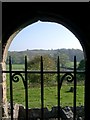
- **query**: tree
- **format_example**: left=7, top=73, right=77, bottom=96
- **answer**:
left=27, top=55, right=56, bottom=85
left=77, top=59, right=85, bottom=81
left=78, top=59, right=85, bottom=70
left=59, top=53, right=70, bottom=67
left=53, top=52, right=70, bottom=67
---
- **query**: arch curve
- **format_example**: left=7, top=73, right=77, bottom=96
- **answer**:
left=3, top=12, right=86, bottom=63
left=2, top=3, right=90, bottom=119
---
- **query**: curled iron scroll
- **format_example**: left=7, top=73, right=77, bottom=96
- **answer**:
left=61, top=73, right=74, bottom=83
left=11, top=72, right=25, bottom=87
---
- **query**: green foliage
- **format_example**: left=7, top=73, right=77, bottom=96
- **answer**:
left=54, top=53, right=70, bottom=67
left=7, top=48, right=84, bottom=64
left=6, top=73, right=85, bottom=109
left=77, top=59, right=85, bottom=81
left=7, top=51, right=25, bottom=64
left=78, top=59, right=85, bottom=70
left=60, top=53, right=69, bottom=67
left=27, top=55, right=56, bottom=84
left=6, top=64, right=85, bottom=109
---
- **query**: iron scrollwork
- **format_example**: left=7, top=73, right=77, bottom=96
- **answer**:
left=61, top=73, right=74, bottom=83
left=11, top=72, right=26, bottom=88
left=60, top=73, right=74, bottom=89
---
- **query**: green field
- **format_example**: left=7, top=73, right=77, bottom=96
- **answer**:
left=6, top=64, right=85, bottom=110
left=6, top=64, right=24, bottom=70
left=6, top=61, right=80, bottom=70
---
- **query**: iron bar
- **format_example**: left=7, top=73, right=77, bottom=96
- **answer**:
left=41, top=56, right=44, bottom=119
left=3, top=56, right=85, bottom=119
left=57, top=56, right=60, bottom=120
left=9, top=56, right=13, bottom=120
left=25, top=56, right=28, bottom=120
left=73, top=56, right=77, bottom=120
left=2, top=70, right=85, bottom=74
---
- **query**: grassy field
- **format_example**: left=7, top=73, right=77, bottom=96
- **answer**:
left=6, top=64, right=85, bottom=110
left=6, top=64, right=25, bottom=70
left=6, top=62, right=79, bottom=70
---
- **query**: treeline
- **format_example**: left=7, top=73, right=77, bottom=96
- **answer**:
left=7, top=48, right=84, bottom=64
left=27, top=55, right=85, bottom=84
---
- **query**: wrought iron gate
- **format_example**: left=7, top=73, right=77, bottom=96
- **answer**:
left=2, top=56, right=85, bottom=120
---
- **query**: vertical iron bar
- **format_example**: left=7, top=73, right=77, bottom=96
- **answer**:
left=73, top=56, right=77, bottom=120
left=25, top=56, right=28, bottom=120
left=9, top=56, right=13, bottom=120
left=41, top=56, right=44, bottom=119
left=57, top=56, right=60, bottom=120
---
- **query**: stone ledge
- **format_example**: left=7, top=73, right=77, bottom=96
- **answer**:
left=3, top=103, right=84, bottom=120
left=18, top=105, right=84, bottom=120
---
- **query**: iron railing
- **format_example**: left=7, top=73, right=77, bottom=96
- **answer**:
left=2, top=56, right=85, bottom=120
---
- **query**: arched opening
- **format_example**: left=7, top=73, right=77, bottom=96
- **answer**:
left=2, top=18, right=86, bottom=119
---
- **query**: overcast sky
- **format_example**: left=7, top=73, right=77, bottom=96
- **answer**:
left=8, top=20, right=83, bottom=51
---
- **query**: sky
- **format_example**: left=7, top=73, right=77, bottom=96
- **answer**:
left=8, top=20, right=83, bottom=51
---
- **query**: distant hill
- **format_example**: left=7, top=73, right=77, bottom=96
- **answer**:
left=7, top=48, right=84, bottom=64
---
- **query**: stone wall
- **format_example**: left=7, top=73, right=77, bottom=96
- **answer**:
left=11, top=104, right=84, bottom=120
left=2, top=62, right=8, bottom=118
left=0, top=63, right=2, bottom=119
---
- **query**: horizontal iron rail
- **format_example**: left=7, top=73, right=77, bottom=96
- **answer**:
left=2, top=55, right=85, bottom=120
left=2, top=70, right=85, bottom=74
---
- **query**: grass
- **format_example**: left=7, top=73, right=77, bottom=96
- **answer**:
left=6, top=64, right=85, bottom=110
left=6, top=62, right=79, bottom=70
left=6, top=74, right=85, bottom=110
left=6, top=64, right=24, bottom=70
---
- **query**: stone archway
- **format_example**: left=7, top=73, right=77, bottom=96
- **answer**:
left=2, top=30, right=21, bottom=117
left=2, top=13, right=86, bottom=118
